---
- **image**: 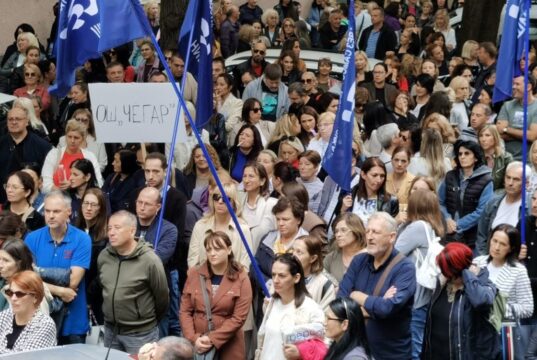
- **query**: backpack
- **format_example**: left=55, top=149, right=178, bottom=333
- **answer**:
left=413, top=221, right=444, bottom=290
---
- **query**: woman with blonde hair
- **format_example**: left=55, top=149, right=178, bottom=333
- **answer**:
left=395, top=189, right=446, bottom=359
left=478, top=124, right=513, bottom=191
left=12, top=97, right=48, bottom=139
left=0, top=32, right=39, bottom=77
left=355, top=51, right=372, bottom=84
left=461, top=40, right=480, bottom=77
left=408, top=128, right=452, bottom=185
left=188, top=183, right=253, bottom=269
left=267, top=113, right=301, bottom=153
left=41, top=119, right=103, bottom=193
left=449, top=76, right=471, bottom=132
left=422, top=112, right=457, bottom=157
left=433, top=9, right=456, bottom=52
left=307, top=112, right=336, bottom=160
left=144, top=1, right=160, bottom=35
left=13, top=64, right=50, bottom=112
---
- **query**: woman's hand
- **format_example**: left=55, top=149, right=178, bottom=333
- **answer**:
left=57, top=180, right=70, bottom=191
left=195, top=335, right=213, bottom=354
left=283, top=344, right=301, bottom=360
left=446, top=219, right=457, bottom=234
left=341, top=195, right=353, bottom=212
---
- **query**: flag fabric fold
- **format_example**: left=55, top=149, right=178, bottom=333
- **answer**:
left=51, top=0, right=148, bottom=97
left=322, top=1, right=356, bottom=192
left=493, top=0, right=530, bottom=103
left=178, top=0, right=214, bottom=129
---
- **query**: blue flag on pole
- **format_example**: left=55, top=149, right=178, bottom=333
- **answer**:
left=493, top=0, right=529, bottom=103
left=178, top=0, right=214, bottom=129
left=322, top=1, right=356, bottom=192
left=51, top=0, right=148, bottom=97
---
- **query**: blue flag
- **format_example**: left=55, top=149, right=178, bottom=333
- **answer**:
left=51, top=0, right=148, bottom=97
left=178, top=0, right=214, bottom=129
left=493, top=0, right=530, bottom=103
left=322, top=1, right=356, bottom=192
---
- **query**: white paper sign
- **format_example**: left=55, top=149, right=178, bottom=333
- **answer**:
left=0, top=93, right=16, bottom=105
left=88, top=83, right=187, bottom=143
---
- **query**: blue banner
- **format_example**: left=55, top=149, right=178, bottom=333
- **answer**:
left=493, top=0, right=529, bottom=103
left=178, top=0, right=214, bottom=129
left=51, top=0, right=148, bottom=97
left=322, top=1, right=356, bottom=192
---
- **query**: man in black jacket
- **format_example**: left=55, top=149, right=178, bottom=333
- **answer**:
left=0, top=106, right=52, bottom=203
left=239, top=0, right=263, bottom=25
left=233, top=39, right=268, bottom=96
left=359, top=7, right=397, bottom=60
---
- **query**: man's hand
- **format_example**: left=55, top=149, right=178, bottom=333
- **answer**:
left=384, top=285, right=397, bottom=300
left=60, top=287, right=77, bottom=303
left=520, top=244, right=528, bottom=260
left=350, top=290, right=368, bottom=306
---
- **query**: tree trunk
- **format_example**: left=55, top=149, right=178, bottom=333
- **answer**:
left=160, top=0, right=189, bottom=51
left=459, top=0, right=504, bottom=45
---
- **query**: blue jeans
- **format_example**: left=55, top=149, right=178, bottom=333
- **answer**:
left=411, top=306, right=428, bottom=360
left=104, top=324, right=159, bottom=355
left=520, top=319, right=537, bottom=359
left=168, top=270, right=181, bottom=336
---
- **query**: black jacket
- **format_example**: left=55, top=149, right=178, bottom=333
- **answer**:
left=358, top=24, right=398, bottom=60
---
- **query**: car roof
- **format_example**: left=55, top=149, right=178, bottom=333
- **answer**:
left=0, top=344, right=131, bottom=359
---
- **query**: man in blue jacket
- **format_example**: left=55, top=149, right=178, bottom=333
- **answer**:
left=338, top=211, right=416, bottom=359
left=135, top=187, right=177, bottom=338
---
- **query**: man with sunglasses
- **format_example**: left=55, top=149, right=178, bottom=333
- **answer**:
left=233, top=39, right=268, bottom=95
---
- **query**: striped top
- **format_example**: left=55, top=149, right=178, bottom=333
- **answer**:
left=474, top=255, right=534, bottom=320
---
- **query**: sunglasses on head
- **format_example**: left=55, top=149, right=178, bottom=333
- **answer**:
left=280, top=135, right=297, bottom=142
left=5, top=289, right=32, bottom=298
left=212, top=193, right=224, bottom=202
left=253, top=49, right=266, bottom=55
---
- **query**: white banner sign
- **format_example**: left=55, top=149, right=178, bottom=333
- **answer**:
left=88, top=83, right=187, bottom=143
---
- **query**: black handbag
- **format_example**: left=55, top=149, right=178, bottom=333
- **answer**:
left=194, top=274, right=219, bottom=360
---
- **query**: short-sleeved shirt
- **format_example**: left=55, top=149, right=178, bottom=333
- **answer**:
left=498, top=99, right=537, bottom=159
left=25, top=224, right=91, bottom=336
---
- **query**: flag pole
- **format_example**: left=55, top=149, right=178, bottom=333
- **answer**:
left=130, top=0, right=270, bottom=298
left=521, top=0, right=530, bottom=246
left=154, top=3, right=197, bottom=249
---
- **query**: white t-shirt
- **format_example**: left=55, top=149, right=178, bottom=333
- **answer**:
left=487, top=262, right=504, bottom=283
left=491, top=197, right=521, bottom=229
left=259, top=299, right=295, bottom=360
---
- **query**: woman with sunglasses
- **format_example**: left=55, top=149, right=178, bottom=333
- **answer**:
left=256, top=253, right=325, bottom=360
left=188, top=183, right=253, bottom=269
left=13, top=63, right=50, bottom=112
left=324, top=297, right=371, bottom=360
left=3, top=171, right=44, bottom=233
left=181, top=231, right=252, bottom=360
left=0, top=271, right=56, bottom=353
left=232, top=98, right=275, bottom=149
left=278, top=18, right=297, bottom=45
left=229, top=124, right=264, bottom=183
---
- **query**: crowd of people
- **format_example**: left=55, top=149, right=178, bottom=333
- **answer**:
left=0, top=0, right=537, bottom=359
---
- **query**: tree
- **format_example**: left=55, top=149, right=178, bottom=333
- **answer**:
left=160, top=0, right=189, bottom=50
left=459, top=0, right=504, bottom=46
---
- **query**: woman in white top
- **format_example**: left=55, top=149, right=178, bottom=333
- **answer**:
left=308, top=112, right=335, bottom=160
left=256, top=253, right=325, bottom=360
left=433, top=9, right=456, bottom=52
left=474, top=224, right=533, bottom=356
left=214, top=73, right=243, bottom=148
left=240, top=162, right=277, bottom=250
left=57, top=109, right=107, bottom=172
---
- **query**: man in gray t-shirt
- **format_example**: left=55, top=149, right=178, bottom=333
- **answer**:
left=496, top=75, right=537, bottom=160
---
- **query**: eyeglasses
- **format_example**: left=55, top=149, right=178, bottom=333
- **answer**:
left=253, top=49, right=266, bottom=55
left=24, top=72, right=37, bottom=77
left=250, top=107, right=261, bottom=113
left=3, top=183, right=24, bottom=191
left=5, top=289, right=32, bottom=298
left=82, top=201, right=100, bottom=208
left=301, top=79, right=313, bottom=83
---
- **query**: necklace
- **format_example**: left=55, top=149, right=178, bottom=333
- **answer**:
left=446, top=283, right=460, bottom=303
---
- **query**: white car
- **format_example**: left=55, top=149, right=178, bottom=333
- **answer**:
left=225, top=49, right=380, bottom=80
